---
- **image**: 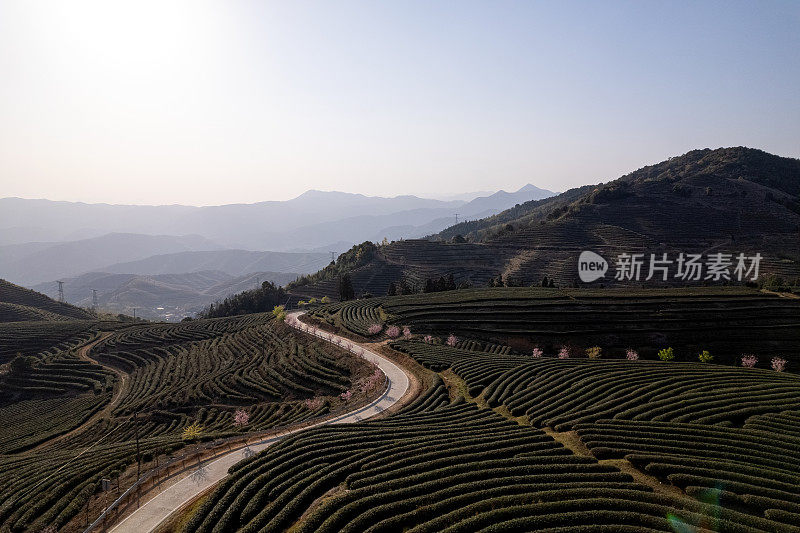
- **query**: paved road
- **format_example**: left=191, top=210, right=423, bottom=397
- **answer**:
left=110, top=311, right=410, bottom=533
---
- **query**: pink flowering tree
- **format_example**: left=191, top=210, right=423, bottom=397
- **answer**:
left=304, top=397, right=324, bottom=411
left=232, top=409, right=250, bottom=428
left=771, top=357, right=787, bottom=372
left=423, top=335, right=434, bottom=344
left=558, top=347, right=570, bottom=359
left=340, top=389, right=353, bottom=402
left=446, top=334, right=458, bottom=347
left=531, top=347, right=543, bottom=358
left=626, top=348, right=639, bottom=361
left=386, top=325, right=400, bottom=338
left=402, top=326, right=412, bottom=340
left=368, top=324, right=383, bottom=335
left=359, top=368, right=383, bottom=392
left=741, top=354, right=758, bottom=368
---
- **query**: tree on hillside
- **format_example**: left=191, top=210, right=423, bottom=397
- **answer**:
left=339, top=274, right=355, bottom=301
left=9, top=354, right=34, bottom=377
left=199, top=280, right=287, bottom=318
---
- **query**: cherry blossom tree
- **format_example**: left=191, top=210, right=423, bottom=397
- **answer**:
left=233, top=410, right=249, bottom=427
left=304, top=397, right=324, bottom=411
left=368, top=324, right=383, bottom=335
left=771, top=357, right=787, bottom=372
left=446, top=334, right=458, bottom=347
left=558, top=347, right=570, bottom=359
left=531, top=348, right=543, bottom=358
left=626, top=349, right=639, bottom=361
left=358, top=368, right=383, bottom=392
left=402, top=326, right=412, bottom=340
left=423, top=335, right=434, bottom=344
left=740, top=354, right=758, bottom=368
left=386, top=325, right=400, bottom=338
left=340, top=390, right=353, bottom=402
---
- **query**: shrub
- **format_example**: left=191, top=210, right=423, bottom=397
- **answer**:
left=586, top=346, right=602, bottom=359
left=657, top=347, right=675, bottom=361
left=320, top=296, right=331, bottom=303
left=304, top=397, right=324, bottom=411
left=386, top=326, right=400, bottom=338
left=698, top=350, right=713, bottom=363
left=531, top=348, right=543, bottom=358
left=740, top=354, right=758, bottom=368
left=771, top=357, right=787, bottom=372
left=272, top=305, right=287, bottom=321
left=233, top=409, right=250, bottom=427
left=181, top=423, right=203, bottom=441
left=626, top=348, right=639, bottom=361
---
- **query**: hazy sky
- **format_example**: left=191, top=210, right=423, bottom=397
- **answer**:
left=1, top=1, right=798, bottom=206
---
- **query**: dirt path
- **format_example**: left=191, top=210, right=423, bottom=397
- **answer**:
left=32, top=331, right=128, bottom=451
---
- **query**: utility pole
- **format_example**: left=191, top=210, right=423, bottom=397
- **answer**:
left=134, top=411, right=141, bottom=507
left=134, top=412, right=141, bottom=478
left=56, top=281, right=64, bottom=303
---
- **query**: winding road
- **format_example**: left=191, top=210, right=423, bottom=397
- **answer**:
left=109, top=311, right=411, bottom=533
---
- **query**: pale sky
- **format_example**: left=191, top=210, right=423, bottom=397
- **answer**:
left=1, top=0, right=798, bottom=206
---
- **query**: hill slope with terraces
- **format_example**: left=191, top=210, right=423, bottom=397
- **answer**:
left=290, top=147, right=800, bottom=299
left=0, top=279, right=95, bottom=322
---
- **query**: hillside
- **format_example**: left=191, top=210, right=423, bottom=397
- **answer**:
left=0, top=279, right=94, bottom=322
left=100, top=249, right=328, bottom=277
left=0, top=233, right=223, bottom=286
left=32, top=270, right=300, bottom=321
left=0, top=314, right=378, bottom=532
left=290, top=148, right=800, bottom=298
left=310, top=286, right=800, bottom=369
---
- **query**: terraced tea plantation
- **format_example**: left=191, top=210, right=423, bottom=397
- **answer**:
left=185, top=378, right=797, bottom=532
left=312, top=286, right=800, bottom=367
left=0, top=313, right=374, bottom=533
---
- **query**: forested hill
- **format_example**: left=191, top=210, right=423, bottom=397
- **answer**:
left=437, top=147, right=800, bottom=242
left=286, top=147, right=800, bottom=300
left=0, top=279, right=95, bottom=322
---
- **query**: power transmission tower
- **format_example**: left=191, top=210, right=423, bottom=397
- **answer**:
left=454, top=213, right=460, bottom=224
left=56, top=281, right=64, bottom=302
left=329, top=251, right=336, bottom=263
left=91, top=289, right=98, bottom=311
left=132, top=308, right=137, bottom=319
